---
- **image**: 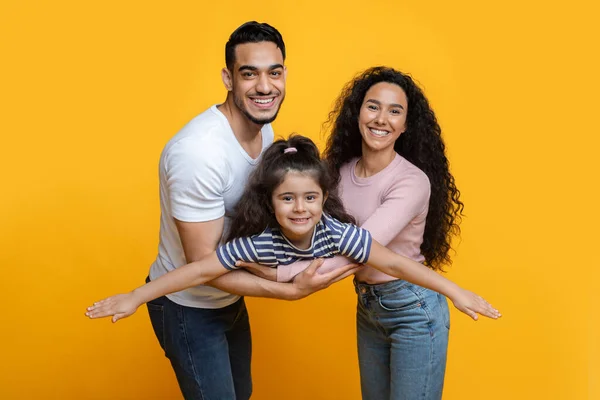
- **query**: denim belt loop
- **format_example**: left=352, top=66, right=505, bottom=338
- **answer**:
left=354, top=278, right=372, bottom=296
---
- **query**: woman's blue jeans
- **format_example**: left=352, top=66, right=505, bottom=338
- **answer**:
left=355, top=279, right=450, bottom=400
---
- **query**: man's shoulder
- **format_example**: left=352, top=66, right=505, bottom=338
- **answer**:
left=162, top=107, right=232, bottom=159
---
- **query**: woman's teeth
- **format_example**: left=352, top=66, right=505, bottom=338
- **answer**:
left=370, top=128, right=390, bottom=137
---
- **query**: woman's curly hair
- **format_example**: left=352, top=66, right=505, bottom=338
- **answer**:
left=323, top=66, right=464, bottom=271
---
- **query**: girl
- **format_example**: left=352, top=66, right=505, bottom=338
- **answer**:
left=86, top=135, right=499, bottom=323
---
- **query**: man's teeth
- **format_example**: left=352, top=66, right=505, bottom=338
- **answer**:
left=253, top=98, right=274, bottom=104
left=370, top=128, right=390, bottom=137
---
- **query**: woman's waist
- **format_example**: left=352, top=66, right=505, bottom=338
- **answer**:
left=355, top=247, right=425, bottom=284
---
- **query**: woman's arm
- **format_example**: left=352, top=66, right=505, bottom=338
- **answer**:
left=367, top=241, right=501, bottom=320
left=207, top=260, right=359, bottom=298
left=273, top=256, right=356, bottom=282
left=86, top=252, right=229, bottom=322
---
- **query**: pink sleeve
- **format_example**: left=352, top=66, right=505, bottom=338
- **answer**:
left=361, top=173, right=430, bottom=245
left=277, top=256, right=352, bottom=282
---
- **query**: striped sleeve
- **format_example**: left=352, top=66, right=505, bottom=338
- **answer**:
left=216, top=237, right=260, bottom=270
left=337, top=224, right=373, bottom=264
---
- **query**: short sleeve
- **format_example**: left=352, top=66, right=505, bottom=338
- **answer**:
left=216, top=237, right=260, bottom=270
left=338, top=224, right=373, bottom=264
left=165, top=138, right=230, bottom=222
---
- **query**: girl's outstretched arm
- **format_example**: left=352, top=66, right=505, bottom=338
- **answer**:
left=367, top=241, right=501, bottom=320
left=85, top=252, right=228, bottom=322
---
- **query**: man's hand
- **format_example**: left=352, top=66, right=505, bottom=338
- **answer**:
left=291, top=259, right=360, bottom=299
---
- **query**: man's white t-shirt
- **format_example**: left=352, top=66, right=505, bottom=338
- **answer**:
left=149, top=105, right=275, bottom=308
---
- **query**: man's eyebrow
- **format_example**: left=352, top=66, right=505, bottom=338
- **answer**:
left=238, top=64, right=284, bottom=72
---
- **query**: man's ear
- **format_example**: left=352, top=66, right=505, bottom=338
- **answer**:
left=221, top=68, right=233, bottom=91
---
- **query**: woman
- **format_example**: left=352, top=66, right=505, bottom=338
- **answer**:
left=272, top=67, right=472, bottom=399
left=328, top=66, right=464, bottom=400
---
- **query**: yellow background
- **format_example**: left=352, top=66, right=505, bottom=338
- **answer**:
left=1, top=1, right=598, bottom=399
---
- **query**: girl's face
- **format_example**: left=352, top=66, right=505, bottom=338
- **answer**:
left=358, top=82, right=408, bottom=155
left=271, top=170, right=326, bottom=249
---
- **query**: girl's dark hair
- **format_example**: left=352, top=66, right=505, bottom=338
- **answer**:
left=225, top=21, right=286, bottom=70
left=226, top=135, right=354, bottom=242
left=323, top=66, right=464, bottom=271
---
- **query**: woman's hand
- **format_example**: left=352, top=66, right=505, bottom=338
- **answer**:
left=85, top=292, right=142, bottom=323
left=236, top=261, right=278, bottom=281
left=450, top=288, right=501, bottom=320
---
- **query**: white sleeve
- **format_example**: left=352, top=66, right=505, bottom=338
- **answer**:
left=164, top=138, right=230, bottom=222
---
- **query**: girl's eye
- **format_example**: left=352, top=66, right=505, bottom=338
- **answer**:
left=282, top=196, right=293, bottom=201
left=390, top=109, right=401, bottom=115
left=306, top=195, right=316, bottom=201
left=367, top=105, right=378, bottom=111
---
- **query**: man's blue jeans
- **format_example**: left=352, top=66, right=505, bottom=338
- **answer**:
left=355, top=279, right=450, bottom=400
left=146, top=285, right=252, bottom=400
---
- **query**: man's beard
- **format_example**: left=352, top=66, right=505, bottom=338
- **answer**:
left=234, top=93, right=285, bottom=125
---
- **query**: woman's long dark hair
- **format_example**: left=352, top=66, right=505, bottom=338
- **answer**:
left=226, top=135, right=354, bottom=242
left=323, top=66, right=464, bottom=271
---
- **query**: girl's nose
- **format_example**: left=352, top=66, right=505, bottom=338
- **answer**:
left=294, top=199, right=305, bottom=212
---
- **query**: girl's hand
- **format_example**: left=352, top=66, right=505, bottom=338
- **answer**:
left=85, top=293, right=141, bottom=323
left=450, top=289, right=501, bottom=320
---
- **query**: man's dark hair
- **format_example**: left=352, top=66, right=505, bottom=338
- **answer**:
left=225, top=21, right=286, bottom=70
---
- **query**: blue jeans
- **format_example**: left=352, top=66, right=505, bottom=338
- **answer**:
left=355, top=279, right=450, bottom=400
left=146, top=280, right=252, bottom=400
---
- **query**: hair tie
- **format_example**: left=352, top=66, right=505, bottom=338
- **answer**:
left=283, top=147, right=297, bottom=154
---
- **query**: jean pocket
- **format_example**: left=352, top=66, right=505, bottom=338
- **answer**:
left=147, top=302, right=166, bottom=350
left=378, top=291, right=422, bottom=312
left=437, top=294, right=450, bottom=330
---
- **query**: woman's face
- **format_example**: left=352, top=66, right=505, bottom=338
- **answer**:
left=358, top=82, right=408, bottom=155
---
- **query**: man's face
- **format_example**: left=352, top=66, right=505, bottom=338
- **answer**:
left=227, top=41, right=286, bottom=125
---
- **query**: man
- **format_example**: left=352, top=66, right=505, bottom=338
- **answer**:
left=146, top=21, right=355, bottom=400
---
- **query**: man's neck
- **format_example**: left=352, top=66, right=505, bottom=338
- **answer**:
left=217, top=95, right=263, bottom=145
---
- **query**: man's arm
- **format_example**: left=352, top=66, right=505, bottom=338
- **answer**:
left=175, top=218, right=224, bottom=263
left=175, top=218, right=356, bottom=299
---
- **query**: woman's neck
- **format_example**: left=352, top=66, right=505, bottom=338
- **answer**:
left=356, top=146, right=396, bottom=178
